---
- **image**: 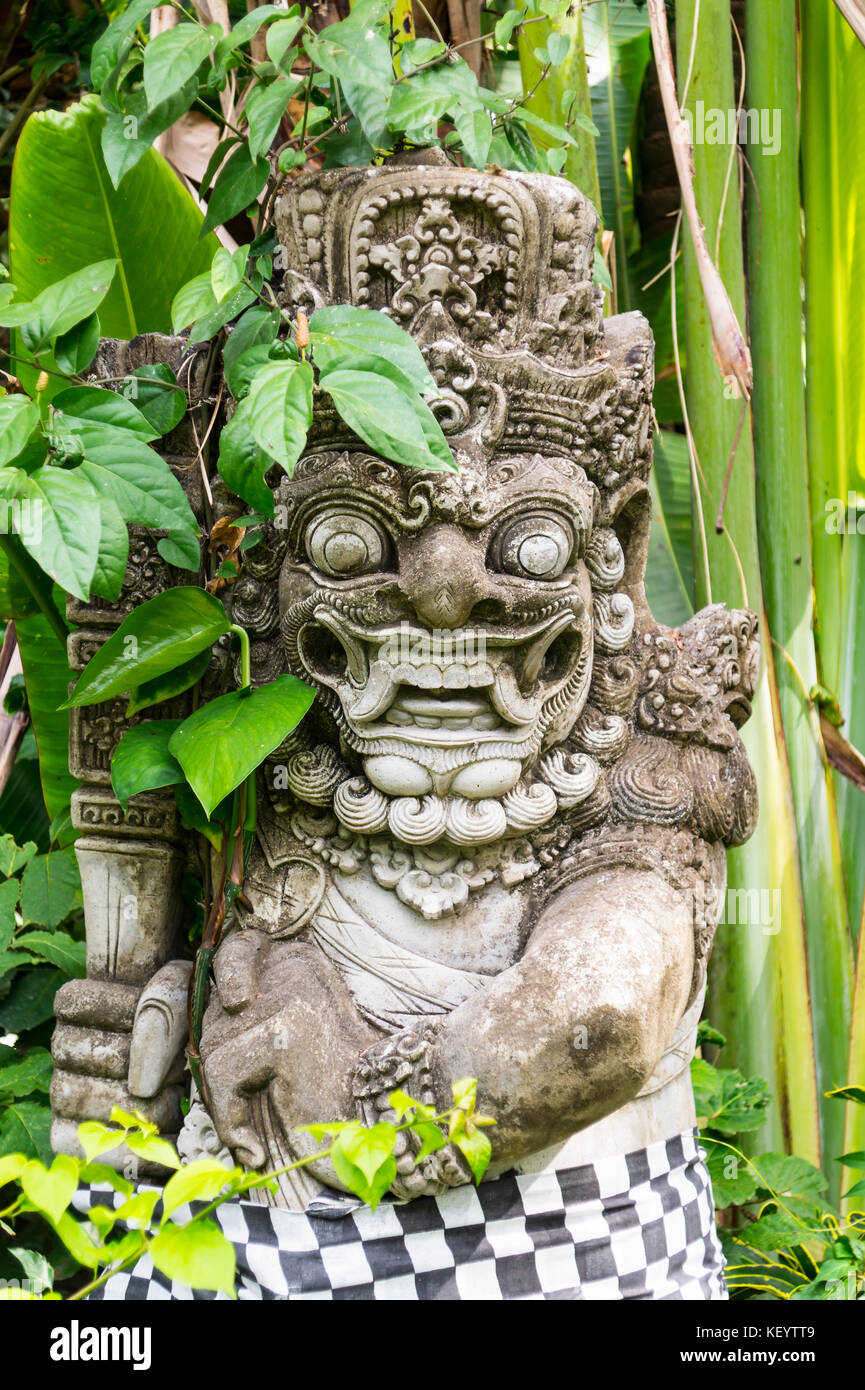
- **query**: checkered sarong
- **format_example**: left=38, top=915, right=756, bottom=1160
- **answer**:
left=80, top=1130, right=725, bottom=1301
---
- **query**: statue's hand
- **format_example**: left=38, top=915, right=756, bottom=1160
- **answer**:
left=199, top=930, right=376, bottom=1170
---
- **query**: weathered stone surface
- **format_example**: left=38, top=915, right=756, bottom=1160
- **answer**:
left=51, top=158, right=758, bottom=1210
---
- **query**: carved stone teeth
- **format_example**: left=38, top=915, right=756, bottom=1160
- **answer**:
left=385, top=708, right=412, bottom=726
left=472, top=713, right=499, bottom=730
left=442, top=664, right=469, bottom=689
left=415, top=715, right=441, bottom=728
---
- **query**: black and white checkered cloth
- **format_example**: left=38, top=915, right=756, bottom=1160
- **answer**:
left=79, top=1130, right=726, bottom=1301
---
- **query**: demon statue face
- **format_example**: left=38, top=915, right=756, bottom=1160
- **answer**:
left=53, top=154, right=759, bottom=1211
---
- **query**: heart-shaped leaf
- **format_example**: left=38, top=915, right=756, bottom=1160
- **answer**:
left=64, top=587, right=230, bottom=708
left=169, top=674, right=315, bottom=816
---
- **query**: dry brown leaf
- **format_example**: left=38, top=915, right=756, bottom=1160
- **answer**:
left=646, top=0, right=753, bottom=399
left=821, top=712, right=865, bottom=792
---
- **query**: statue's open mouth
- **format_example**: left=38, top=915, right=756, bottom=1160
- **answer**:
left=298, top=607, right=588, bottom=747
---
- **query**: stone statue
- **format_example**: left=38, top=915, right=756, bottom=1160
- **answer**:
left=52, top=153, right=758, bottom=1233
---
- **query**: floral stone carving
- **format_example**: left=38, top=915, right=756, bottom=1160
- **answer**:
left=52, top=156, right=758, bottom=1214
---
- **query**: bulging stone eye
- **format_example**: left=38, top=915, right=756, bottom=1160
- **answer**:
left=305, top=512, right=389, bottom=577
left=493, top=515, right=574, bottom=579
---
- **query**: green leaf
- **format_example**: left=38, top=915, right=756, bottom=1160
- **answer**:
left=495, top=9, right=526, bottom=47
left=20, top=849, right=81, bottom=928
left=91, top=0, right=164, bottom=89
left=743, top=1209, right=817, bottom=1252
left=387, top=59, right=481, bottom=137
left=337, top=1121, right=397, bottom=1180
left=76, top=434, right=198, bottom=541
left=217, top=397, right=276, bottom=515
left=305, top=22, right=394, bottom=149
left=265, top=14, right=305, bottom=67
left=210, top=247, right=246, bottom=302
left=411, top=1120, right=447, bottom=1164
left=17, top=933, right=86, bottom=977
left=143, top=24, right=217, bottom=109
left=0, top=398, right=40, bottom=468
left=77, top=1162, right=133, bottom=1196
left=64, top=587, right=230, bottom=708
left=121, top=364, right=187, bottom=437
left=0, top=967, right=66, bottom=1034
left=322, top=367, right=454, bottom=472
left=101, top=80, right=199, bottom=188
left=126, top=648, right=211, bottom=718
left=246, top=76, right=300, bottom=161
left=511, top=106, right=580, bottom=149
left=114, top=1189, right=161, bottom=1229
left=749, top=1152, right=828, bottom=1199
left=646, top=430, right=695, bottom=626
left=330, top=1121, right=397, bottom=1210
left=692, top=1058, right=771, bottom=1134
left=161, top=1157, right=239, bottom=1220
left=826, top=1085, right=865, bottom=1106
left=190, top=285, right=257, bottom=343
left=172, top=270, right=218, bottom=333
left=214, top=5, right=294, bottom=68
left=0, top=878, right=19, bottom=954
left=452, top=1127, right=491, bottom=1184
left=110, top=721, right=185, bottom=811
left=14, top=466, right=101, bottom=602
left=53, top=313, right=100, bottom=376
left=309, top=305, right=438, bottom=398
left=8, top=97, right=217, bottom=397
left=202, top=145, right=270, bottom=236
left=0, top=1102, right=53, bottom=1165
left=223, top=306, right=280, bottom=393
left=0, top=1047, right=53, bottom=1099
left=78, top=1121, right=127, bottom=1164
left=0, top=834, right=37, bottom=877
left=14, top=614, right=76, bottom=821
left=702, top=1138, right=759, bottom=1208
left=149, top=1217, right=236, bottom=1295
left=173, top=783, right=225, bottom=850
left=247, top=360, right=314, bottom=475
left=0, top=1153, right=27, bottom=1185
left=53, top=385, right=158, bottom=442
left=91, top=496, right=131, bottom=603
left=453, top=104, right=493, bottom=169
left=8, top=1245, right=54, bottom=1291
left=51, top=1210, right=104, bottom=1269
left=124, top=1131, right=181, bottom=1170
left=169, top=674, right=315, bottom=816
left=225, top=345, right=275, bottom=400
left=0, top=259, right=117, bottom=353
left=19, top=1154, right=78, bottom=1225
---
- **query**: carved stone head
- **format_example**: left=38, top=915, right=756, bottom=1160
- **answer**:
left=227, top=154, right=758, bottom=908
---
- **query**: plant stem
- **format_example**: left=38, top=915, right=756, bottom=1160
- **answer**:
left=228, top=623, right=251, bottom=688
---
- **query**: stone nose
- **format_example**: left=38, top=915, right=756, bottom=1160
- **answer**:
left=398, top=524, right=491, bottom=629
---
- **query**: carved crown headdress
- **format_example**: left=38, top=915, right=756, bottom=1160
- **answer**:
left=274, top=150, right=655, bottom=536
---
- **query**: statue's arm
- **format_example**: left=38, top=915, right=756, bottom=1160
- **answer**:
left=428, top=867, right=694, bottom=1167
